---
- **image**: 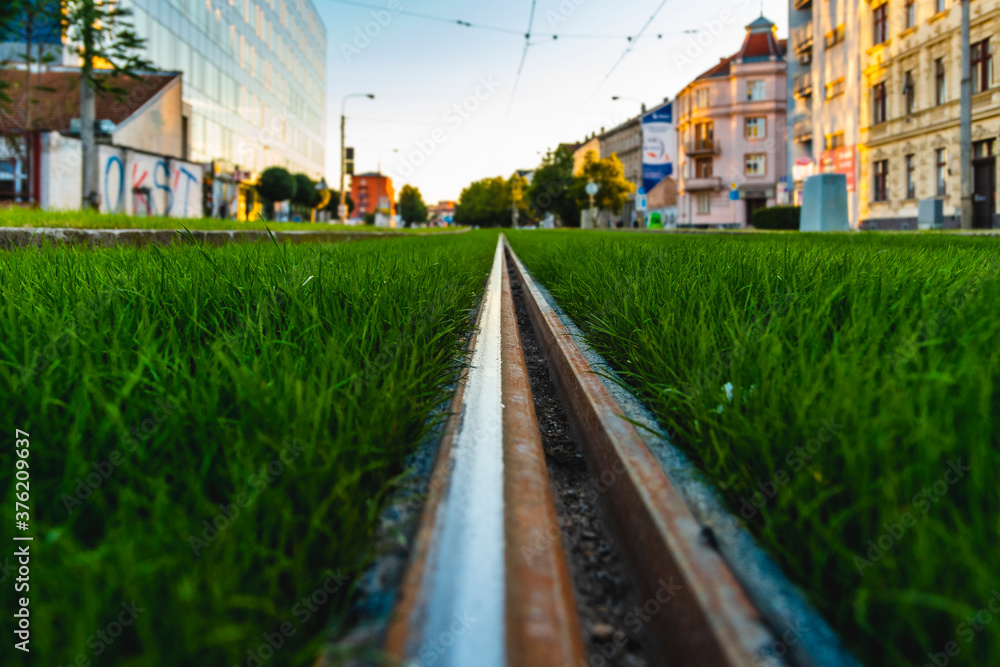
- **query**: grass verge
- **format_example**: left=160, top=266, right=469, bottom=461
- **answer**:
left=0, top=208, right=461, bottom=232
left=0, top=231, right=497, bottom=665
left=507, top=230, right=999, bottom=666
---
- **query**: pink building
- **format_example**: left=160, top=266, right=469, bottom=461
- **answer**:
left=676, top=17, right=787, bottom=227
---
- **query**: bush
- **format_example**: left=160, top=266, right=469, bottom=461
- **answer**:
left=292, top=173, right=321, bottom=208
left=751, top=205, right=800, bottom=230
left=364, top=212, right=376, bottom=225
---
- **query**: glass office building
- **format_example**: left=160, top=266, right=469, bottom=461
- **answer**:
left=127, top=0, right=326, bottom=179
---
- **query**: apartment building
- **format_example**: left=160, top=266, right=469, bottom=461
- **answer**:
left=858, top=0, right=999, bottom=229
left=676, top=17, right=788, bottom=227
left=599, top=115, right=643, bottom=225
left=787, top=0, right=864, bottom=224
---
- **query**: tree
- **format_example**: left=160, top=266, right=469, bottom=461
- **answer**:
left=527, top=146, right=579, bottom=227
left=398, top=184, right=428, bottom=226
left=257, top=166, right=296, bottom=203
left=505, top=172, right=530, bottom=226
left=575, top=149, right=635, bottom=215
left=292, top=173, right=320, bottom=208
left=63, top=0, right=152, bottom=209
left=454, top=176, right=510, bottom=227
left=323, top=190, right=354, bottom=216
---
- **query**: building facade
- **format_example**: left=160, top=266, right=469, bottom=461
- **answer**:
left=2, top=0, right=327, bottom=183
left=858, top=0, right=1000, bottom=229
left=787, top=0, right=865, bottom=226
left=351, top=172, right=395, bottom=220
left=599, top=115, right=642, bottom=225
left=676, top=17, right=788, bottom=227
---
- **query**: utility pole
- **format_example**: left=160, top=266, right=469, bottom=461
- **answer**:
left=80, top=6, right=98, bottom=210
left=339, top=93, right=374, bottom=224
left=960, top=0, right=972, bottom=229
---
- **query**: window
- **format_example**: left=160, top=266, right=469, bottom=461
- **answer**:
left=745, top=153, right=766, bottom=176
left=826, top=131, right=845, bottom=150
left=873, top=160, right=888, bottom=201
left=693, top=121, right=714, bottom=150
left=825, top=24, right=846, bottom=48
left=747, top=80, right=766, bottom=101
left=935, top=0, right=946, bottom=13
left=872, top=81, right=887, bottom=124
left=974, top=139, right=995, bottom=158
left=936, top=148, right=947, bottom=196
left=745, top=117, right=766, bottom=138
left=873, top=3, right=888, bottom=45
left=972, top=39, right=993, bottom=94
left=935, top=58, right=947, bottom=103
left=904, top=71, right=916, bottom=115
left=695, top=88, right=710, bottom=109
left=905, top=155, right=915, bottom=199
left=906, top=0, right=916, bottom=27
left=697, top=193, right=711, bottom=214
left=694, top=158, right=713, bottom=178
left=826, top=77, right=845, bottom=99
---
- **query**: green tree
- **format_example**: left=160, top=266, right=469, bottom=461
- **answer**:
left=454, top=176, right=509, bottom=227
left=575, top=149, right=635, bottom=215
left=257, top=167, right=296, bottom=203
left=505, top=173, right=530, bottom=225
left=398, top=184, right=428, bottom=226
left=64, top=0, right=152, bottom=209
left=527, top=146, right=579, bottom=227
left=292, top=173, right=320, bottom=207
left=323, top=190, right=354, bottom=216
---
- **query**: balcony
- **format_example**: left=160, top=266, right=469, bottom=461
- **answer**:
left=684, top=176, right=723, bottom=191
left=685, top=140, right=720, bottom=156
left=792, top=23, right=813, bottom=54
left=794, top=122, right=813, bottom=143
left=794, top=73, right=813, bottom=98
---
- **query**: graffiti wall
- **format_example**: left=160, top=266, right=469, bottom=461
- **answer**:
left=38, top=132, right=204, bottom=217
left=101, top=148, right=204, bottom=218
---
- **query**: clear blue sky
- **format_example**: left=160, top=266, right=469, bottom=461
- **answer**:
left=319, top=0, right=789, bottom=203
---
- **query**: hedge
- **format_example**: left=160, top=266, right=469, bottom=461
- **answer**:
left=751, top=205, right=800, bottom=230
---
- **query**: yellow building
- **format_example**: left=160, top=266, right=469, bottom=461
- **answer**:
left=859, top=0, right=1000, bottom=229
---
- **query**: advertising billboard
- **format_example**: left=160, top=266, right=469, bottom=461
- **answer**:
left=641, top=102, right=675, bottom=193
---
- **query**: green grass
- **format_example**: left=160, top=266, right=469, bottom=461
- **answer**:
left=0, top=231, right=497, bottom=665
left=0, top=207, right=461, bottom=232
left=507, top=230, right=1000, bottom=666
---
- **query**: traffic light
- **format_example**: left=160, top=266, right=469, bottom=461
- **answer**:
left=345, top=147, right=355, bottom=175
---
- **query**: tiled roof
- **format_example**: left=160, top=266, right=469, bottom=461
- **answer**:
left=0, top=69, right=178, bottom=133
left=692, top=15, right=784, bottom=80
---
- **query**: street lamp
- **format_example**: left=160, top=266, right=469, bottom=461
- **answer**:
left=340, top=93, right=375, bottom=225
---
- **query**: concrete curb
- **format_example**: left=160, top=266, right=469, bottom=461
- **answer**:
left=0, top=226, right=469, bottom=249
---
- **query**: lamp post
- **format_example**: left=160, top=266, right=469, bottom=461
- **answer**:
left=340, top=93, right=375, bottom=225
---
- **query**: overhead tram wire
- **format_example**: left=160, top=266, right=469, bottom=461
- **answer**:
left=327, top=0, right=692, bottom=41
left=487, top=0, right=537, bottom=169
left=575, top=0, right=672, bottom=114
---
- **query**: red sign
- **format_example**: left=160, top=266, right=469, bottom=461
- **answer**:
left=820, top=146, right=856, bottom=192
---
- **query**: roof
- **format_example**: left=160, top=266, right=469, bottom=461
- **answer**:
left=0, top=69, right=179, bottom=133
left=692, top=15, right=785, bottom=81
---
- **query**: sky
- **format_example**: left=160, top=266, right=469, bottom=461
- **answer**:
left=319, top=0, right=789, bottom=204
